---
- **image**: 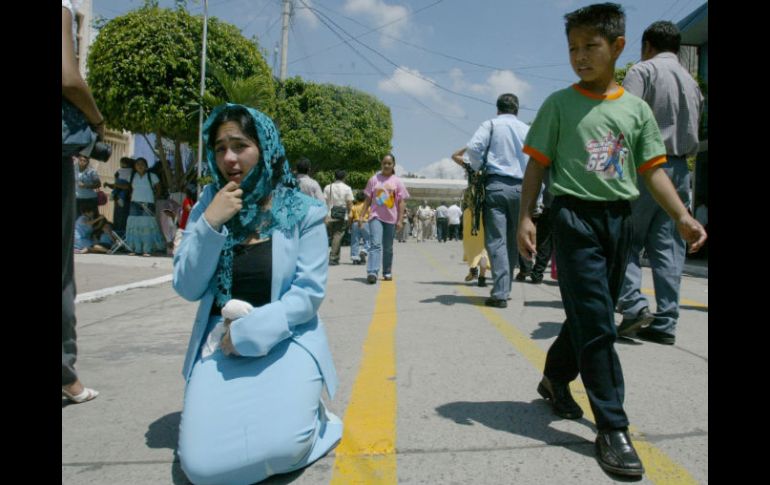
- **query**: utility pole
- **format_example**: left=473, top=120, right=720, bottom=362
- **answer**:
left=197, top=0, right=209, bottom=195
left=279, top=0, right=291, bottom=81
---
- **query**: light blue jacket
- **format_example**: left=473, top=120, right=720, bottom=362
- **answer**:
left=173, top=185, right=337, bottom=398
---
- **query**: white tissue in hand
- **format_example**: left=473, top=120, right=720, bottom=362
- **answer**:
left=201, top=322, right=226, bottom=358
left=200, top=300, right=254, bottom=358
left=221, top=299, right=254, bottom=320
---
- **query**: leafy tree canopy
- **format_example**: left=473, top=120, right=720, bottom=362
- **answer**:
left=276, top=77, right=392, bottom=174
left=87, top=6, right=275, bottom=143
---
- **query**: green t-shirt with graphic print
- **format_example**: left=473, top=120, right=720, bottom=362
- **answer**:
left=523, top=85, right=667, bottom=202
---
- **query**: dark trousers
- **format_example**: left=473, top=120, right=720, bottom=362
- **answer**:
left=63, top=151, right=79, bottom=386
left=113, top=199, right=131, bottom=235
left=544, top=195, right=633, bottom=431
left=448, top=224, right=460, bottom=240
left=531, top=207, right=554, bottom=278
left=436, top=218, right=449, bottom=242
left=327, top=219, right=346, bottom=263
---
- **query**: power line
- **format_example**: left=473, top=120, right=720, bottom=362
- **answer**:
left=296, top=0, right=473, bottom=136
left=288, top=0, right=445, bottom=66
left=237, top=0, right=274, bottom=36
left=299, top=2, right=506, bottom=111
left=311, top=1, right=572, bottom=76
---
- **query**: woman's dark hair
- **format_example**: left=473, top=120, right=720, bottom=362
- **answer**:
left=564, top=3, right=625, bottom=43
left=383, top=153, right=396, bottom=164
left=206, top=105, right=292, bottom=190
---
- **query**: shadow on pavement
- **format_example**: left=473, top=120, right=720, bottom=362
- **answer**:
left=416, top=280, right=475, bottom=286
left=419, top=294, right=488, bottom=306
left=680, top=304, right=708, bottom=312
left=343, top=277, right=371, bottom=285
left=524, top=300, right=564, bottom=309
left=146, top=412, right=190, bottom=485
left=530, top=322, right=563, bottom=340
left=435, top=400, right=595, bottom=459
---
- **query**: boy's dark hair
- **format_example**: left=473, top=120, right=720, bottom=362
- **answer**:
left=355, top=191, right=366, bottom=202
left=642, top=21, right=681, bottom=54
left=296, top=157, right=311, bottom=174
left=335, top=169, right=346, bottom=181
left=496, top=93, right=519, bottom=115
left=564, top=3, right=625, bottom=42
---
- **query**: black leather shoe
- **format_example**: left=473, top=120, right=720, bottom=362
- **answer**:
left=536, top=376, right=583, bottom=419
left=530, top=274, right=543, bottom=284
left=595, top=428, right=644, bottom=476
left=635, top=327, right=675, bottom=345
left=477, top=276, right=487, bottom=287
left=367, top=274, right=377, bottom=284
left=484, top=297, right=507, bottom=308
left=617, top=307, right=654, bottom=337
left=515, top=271, right=529, bottom=281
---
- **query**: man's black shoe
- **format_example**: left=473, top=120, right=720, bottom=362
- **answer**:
left=484, top=297, right=507, bottom=308
left=617, top=307, right=654, bottom=337
left=635, top=327, right=675, bottom=345
left=367, top=274, right=377, bottom=284
left=530, top=274, right=543, bottom=284
left=595, top=429, right=644, bottom=477
left=536, top=376, right=583, bottom=419
left=477, top=276, right=487, bottom=287
left=515, top=271, right=529, bottom=281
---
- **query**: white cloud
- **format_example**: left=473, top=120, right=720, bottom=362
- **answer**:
left=295, top=0, right=319, bottom=29
left=378, top=67, right=464, bottom=117
left=417, top=158, right=467, bottom=180
left=343, top=0, right=410, bottom=45
left=486, top=70, right=532, bottom=99
left=449, top=68, right=533, bottom=102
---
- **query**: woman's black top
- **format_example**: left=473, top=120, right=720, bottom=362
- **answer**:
left=210, top=239, right=272, bottom=316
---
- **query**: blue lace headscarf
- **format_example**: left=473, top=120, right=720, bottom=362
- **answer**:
left=203, top=103, right=323, bottom=307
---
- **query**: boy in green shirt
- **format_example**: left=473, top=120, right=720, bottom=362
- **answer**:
left=517, top=3, right=706, bottom=477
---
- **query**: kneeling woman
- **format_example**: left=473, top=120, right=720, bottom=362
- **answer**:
left=174, top=104, right=343, bottom=485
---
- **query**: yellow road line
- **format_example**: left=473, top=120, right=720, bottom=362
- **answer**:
left=418, top=247, right=698, bottom=485
left=641, top=288, right=708, bottom=309
left=330, top=281, right=398, bottom=485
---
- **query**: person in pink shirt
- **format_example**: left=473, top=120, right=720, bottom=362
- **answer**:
left=358, top=154, right=410, bottom=284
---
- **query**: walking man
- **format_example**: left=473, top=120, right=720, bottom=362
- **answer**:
left=616, top=21, right=704, bottom=344
left=461, top=93, right=530, bottom=308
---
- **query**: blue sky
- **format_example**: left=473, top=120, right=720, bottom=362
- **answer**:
left=93, top=0, right=706, bottom=174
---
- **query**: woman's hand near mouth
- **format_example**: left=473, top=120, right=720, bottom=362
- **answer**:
left=204, top=181, right=244, bottom=231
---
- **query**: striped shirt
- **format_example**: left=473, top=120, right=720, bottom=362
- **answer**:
left=622, top=52, right=703, bottom=157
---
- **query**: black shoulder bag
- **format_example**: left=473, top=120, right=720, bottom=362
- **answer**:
left=62, top=98, right=96, bottom=153
left=469, top=121, right=494, bottom=236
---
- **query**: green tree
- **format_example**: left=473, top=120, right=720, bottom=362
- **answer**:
left=201, top=63, right=277, bottom=117
left=614, top=61, right=635, bottom=85
left=276, top=77, right=392, bottom=181
left=87, top=6, right=274, bottom=192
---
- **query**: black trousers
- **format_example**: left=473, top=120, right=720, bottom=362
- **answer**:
left=63, top=150, right=80, bottom=386
left=544, top=195, right=633, bottom=431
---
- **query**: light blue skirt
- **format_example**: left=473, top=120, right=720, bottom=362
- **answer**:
left=178, top=315, right=343, bottom=485
left=125, top=215, right=166, bottom=254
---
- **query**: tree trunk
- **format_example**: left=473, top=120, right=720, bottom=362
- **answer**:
left=174, top=139, right=184, bottom=192
left=155, top=131, right=174, bottom=198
